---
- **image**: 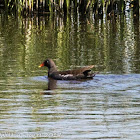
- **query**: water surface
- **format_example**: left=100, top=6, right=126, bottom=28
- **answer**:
left=0, top=10, right=140, bottom=139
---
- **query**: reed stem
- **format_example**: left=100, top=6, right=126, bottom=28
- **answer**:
left=2, top=0, right=140, bottom=16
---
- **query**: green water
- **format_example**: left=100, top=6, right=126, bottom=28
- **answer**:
left=0, top=9, right=140, bottom=139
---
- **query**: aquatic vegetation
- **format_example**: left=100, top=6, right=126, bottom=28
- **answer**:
left=1, top=0, right=139, bottom=16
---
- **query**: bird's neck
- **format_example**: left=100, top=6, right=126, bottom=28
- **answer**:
left=48, top=66, right=57, bottom=76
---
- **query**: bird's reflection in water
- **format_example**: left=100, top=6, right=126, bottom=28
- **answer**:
left=48, top=78, right=57, bottom=90
left=41, top=78, right=57, bottom=95
left=41, top=77, right=95, bottom=95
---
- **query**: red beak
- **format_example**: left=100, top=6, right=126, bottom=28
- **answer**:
left=39, top=63, right=44, bottom=67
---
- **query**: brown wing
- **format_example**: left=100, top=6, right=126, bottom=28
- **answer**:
left=58, top=65, right=94, bottom=76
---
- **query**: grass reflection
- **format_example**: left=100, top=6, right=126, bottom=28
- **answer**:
left=0, top=10, right=139, bottom=78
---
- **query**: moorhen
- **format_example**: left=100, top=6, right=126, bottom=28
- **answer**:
left=39, top=59, right=96, bottom=80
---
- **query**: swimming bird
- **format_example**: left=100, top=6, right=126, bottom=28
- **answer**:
left=39, top=58, right=96, bottom=80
